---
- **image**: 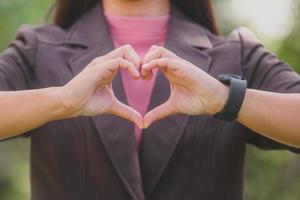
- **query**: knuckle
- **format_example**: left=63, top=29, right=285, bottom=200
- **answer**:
left=164, top=58, right=171, bottom=66
left=115, top=57, right=123, bottom=63
left=118, top=45, right=131, bottom=57
left=122, top=44, right=132, bottom=52
left=123, top=62, right=130, bottom=69
left=115, top=45, right=126, bottom=55
left=151, top=45, right=158, bottom=50
left=168, top=58, right=177, bottom=65
left=124, top=44, right=132, bottom=48
left=157, top=47, right=166, bottom=54
left=149, top=59, right=156, bottom=66
left=127, top=44, right=134, bottom=50
left=90, top=57, right=102, bottom=65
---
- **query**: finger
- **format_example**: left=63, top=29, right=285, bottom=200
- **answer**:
left=140, top=46, right=156, bottom=80
left=141, top=70, right=153, bottom=81
left=142, top=47, right=179, bottom=79
left=140, top=46, right=158, bottom=79
left=101, top=58, right=141, bottom=79
left=121, top=45, right=142, bottom=70
left=141, top=58, right=180, bottom=77
left=90, top=45, right=141, bottom=71
left=143, top=46, right=179, bottom=64
left=109, top=100, right=144, bottom=129
left=143, top=100, right=177, bottom=128
left=146, top=45, right=159, bottom=54
left=140, top=48, right=154, bottom=80
left=108, top=45, right=141, bottom=69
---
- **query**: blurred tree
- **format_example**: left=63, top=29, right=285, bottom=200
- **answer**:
left=0, top=0, right=52, bottom=50
left=278, top=1, right=300, bottom=73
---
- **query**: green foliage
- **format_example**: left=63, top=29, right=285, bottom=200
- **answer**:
left=278, top=1, right=300, bottom=73
left=0, top=0, right=52, bottom=50
left=0, top=0, right=299, bottom=200
left=0, top=139, right=30, bottom=200
left=245, top=147, right=300, bottom=200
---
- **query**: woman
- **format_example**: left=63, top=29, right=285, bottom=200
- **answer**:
left=0, top=0, right=300, bottom=199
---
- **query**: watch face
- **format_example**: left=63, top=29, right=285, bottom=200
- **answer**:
left=217, top=74, right=231, bottom=85
left=228, top=74, right=246, bottom=81
left=228, top=74, right=241, bottom=79
left=217, top=74, right=247, bottom=85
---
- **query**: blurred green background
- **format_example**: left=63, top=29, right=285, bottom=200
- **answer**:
left=0, top=0, right=299, bottom=199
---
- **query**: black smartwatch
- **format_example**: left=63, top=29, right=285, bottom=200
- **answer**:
left=214, top=74, right=247, bottom=121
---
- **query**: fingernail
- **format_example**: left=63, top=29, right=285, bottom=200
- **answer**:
left=143, top=123, right=149, bottom=129
left=137, top=61, right=142, bottom=69
left=137, top=121, right=142, bottom=129
left=137, top=118, right=143, bottom=129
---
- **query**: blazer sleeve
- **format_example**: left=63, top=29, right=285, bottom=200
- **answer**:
left=236, top=27, right=300, bottom=153
left=0, top=25, right=36, bottom=91
left=0, top=25, right=37, bottom=138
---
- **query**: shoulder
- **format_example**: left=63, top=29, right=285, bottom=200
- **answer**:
left=204, top=26, right=269, bottom=69
left=199, top=27, right=277, bottom=79
left=205, top=26, right=264, bottom=50
left=6, top=24, right=69, bottom=68
left=14, top=23, right=68, bottom=46
left=228, top=27, right=261, bottom=44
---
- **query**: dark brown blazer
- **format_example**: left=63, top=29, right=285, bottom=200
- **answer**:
left=1, top=3, right=299, bottom=200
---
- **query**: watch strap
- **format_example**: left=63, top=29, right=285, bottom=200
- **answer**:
left=214, top=74, right=247, bottom=121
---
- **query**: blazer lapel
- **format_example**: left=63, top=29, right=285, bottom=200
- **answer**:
left=66, top=4, right=144, bottom=200
left=139, top=5, right=213, bottom=198
left=65, top=3, right=213, bottom=199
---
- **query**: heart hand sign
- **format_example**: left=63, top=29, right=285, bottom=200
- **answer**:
left=141, top=46, right=229, bottom=128
left=62, top=45, right=229, bottom=129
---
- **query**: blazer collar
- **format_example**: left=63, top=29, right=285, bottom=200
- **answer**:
left=66, top=3, right=213, bottom=200
left=65, top=3, right=107, bottom=47
left=65, top=3, right=213, bottom=49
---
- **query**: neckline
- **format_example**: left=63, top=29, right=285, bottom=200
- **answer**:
left=104, top=12, right=170, bottom=37
left=104, top=11, right=170, bottom=20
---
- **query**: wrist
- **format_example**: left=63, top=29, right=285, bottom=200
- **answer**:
left=215, top=83, right=230, bottom=114
left=203, top=81, right=230, bottom=115
left=50, top=87, right=80, bottom=120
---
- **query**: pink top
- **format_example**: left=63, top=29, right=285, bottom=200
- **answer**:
left=104, top=13, right=170, bottom=148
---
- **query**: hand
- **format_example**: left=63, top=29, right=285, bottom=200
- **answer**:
left=141, top=46, right=229, bottom=128
left=61, top=45, right=144, bottom=128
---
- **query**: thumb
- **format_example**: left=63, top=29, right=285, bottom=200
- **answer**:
left=109, top=99, right=144, bottom=129
left=143, top=100, right=177, bottom=129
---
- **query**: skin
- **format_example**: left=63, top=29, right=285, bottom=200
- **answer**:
left=0, top=45, right=144, bottom=139
left=102, top=0, right=170, bottom=16
left=0, top=0, right=300, bottom=148
left=141, top=46, right=300, bottom=148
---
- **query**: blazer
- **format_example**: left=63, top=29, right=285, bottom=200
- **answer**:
left=1, top=3, right=300, bottom=200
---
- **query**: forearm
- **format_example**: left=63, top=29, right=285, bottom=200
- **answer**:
left=0, top=87, right=70, bottom=140
left=237, top=89, right=300, bottom=148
